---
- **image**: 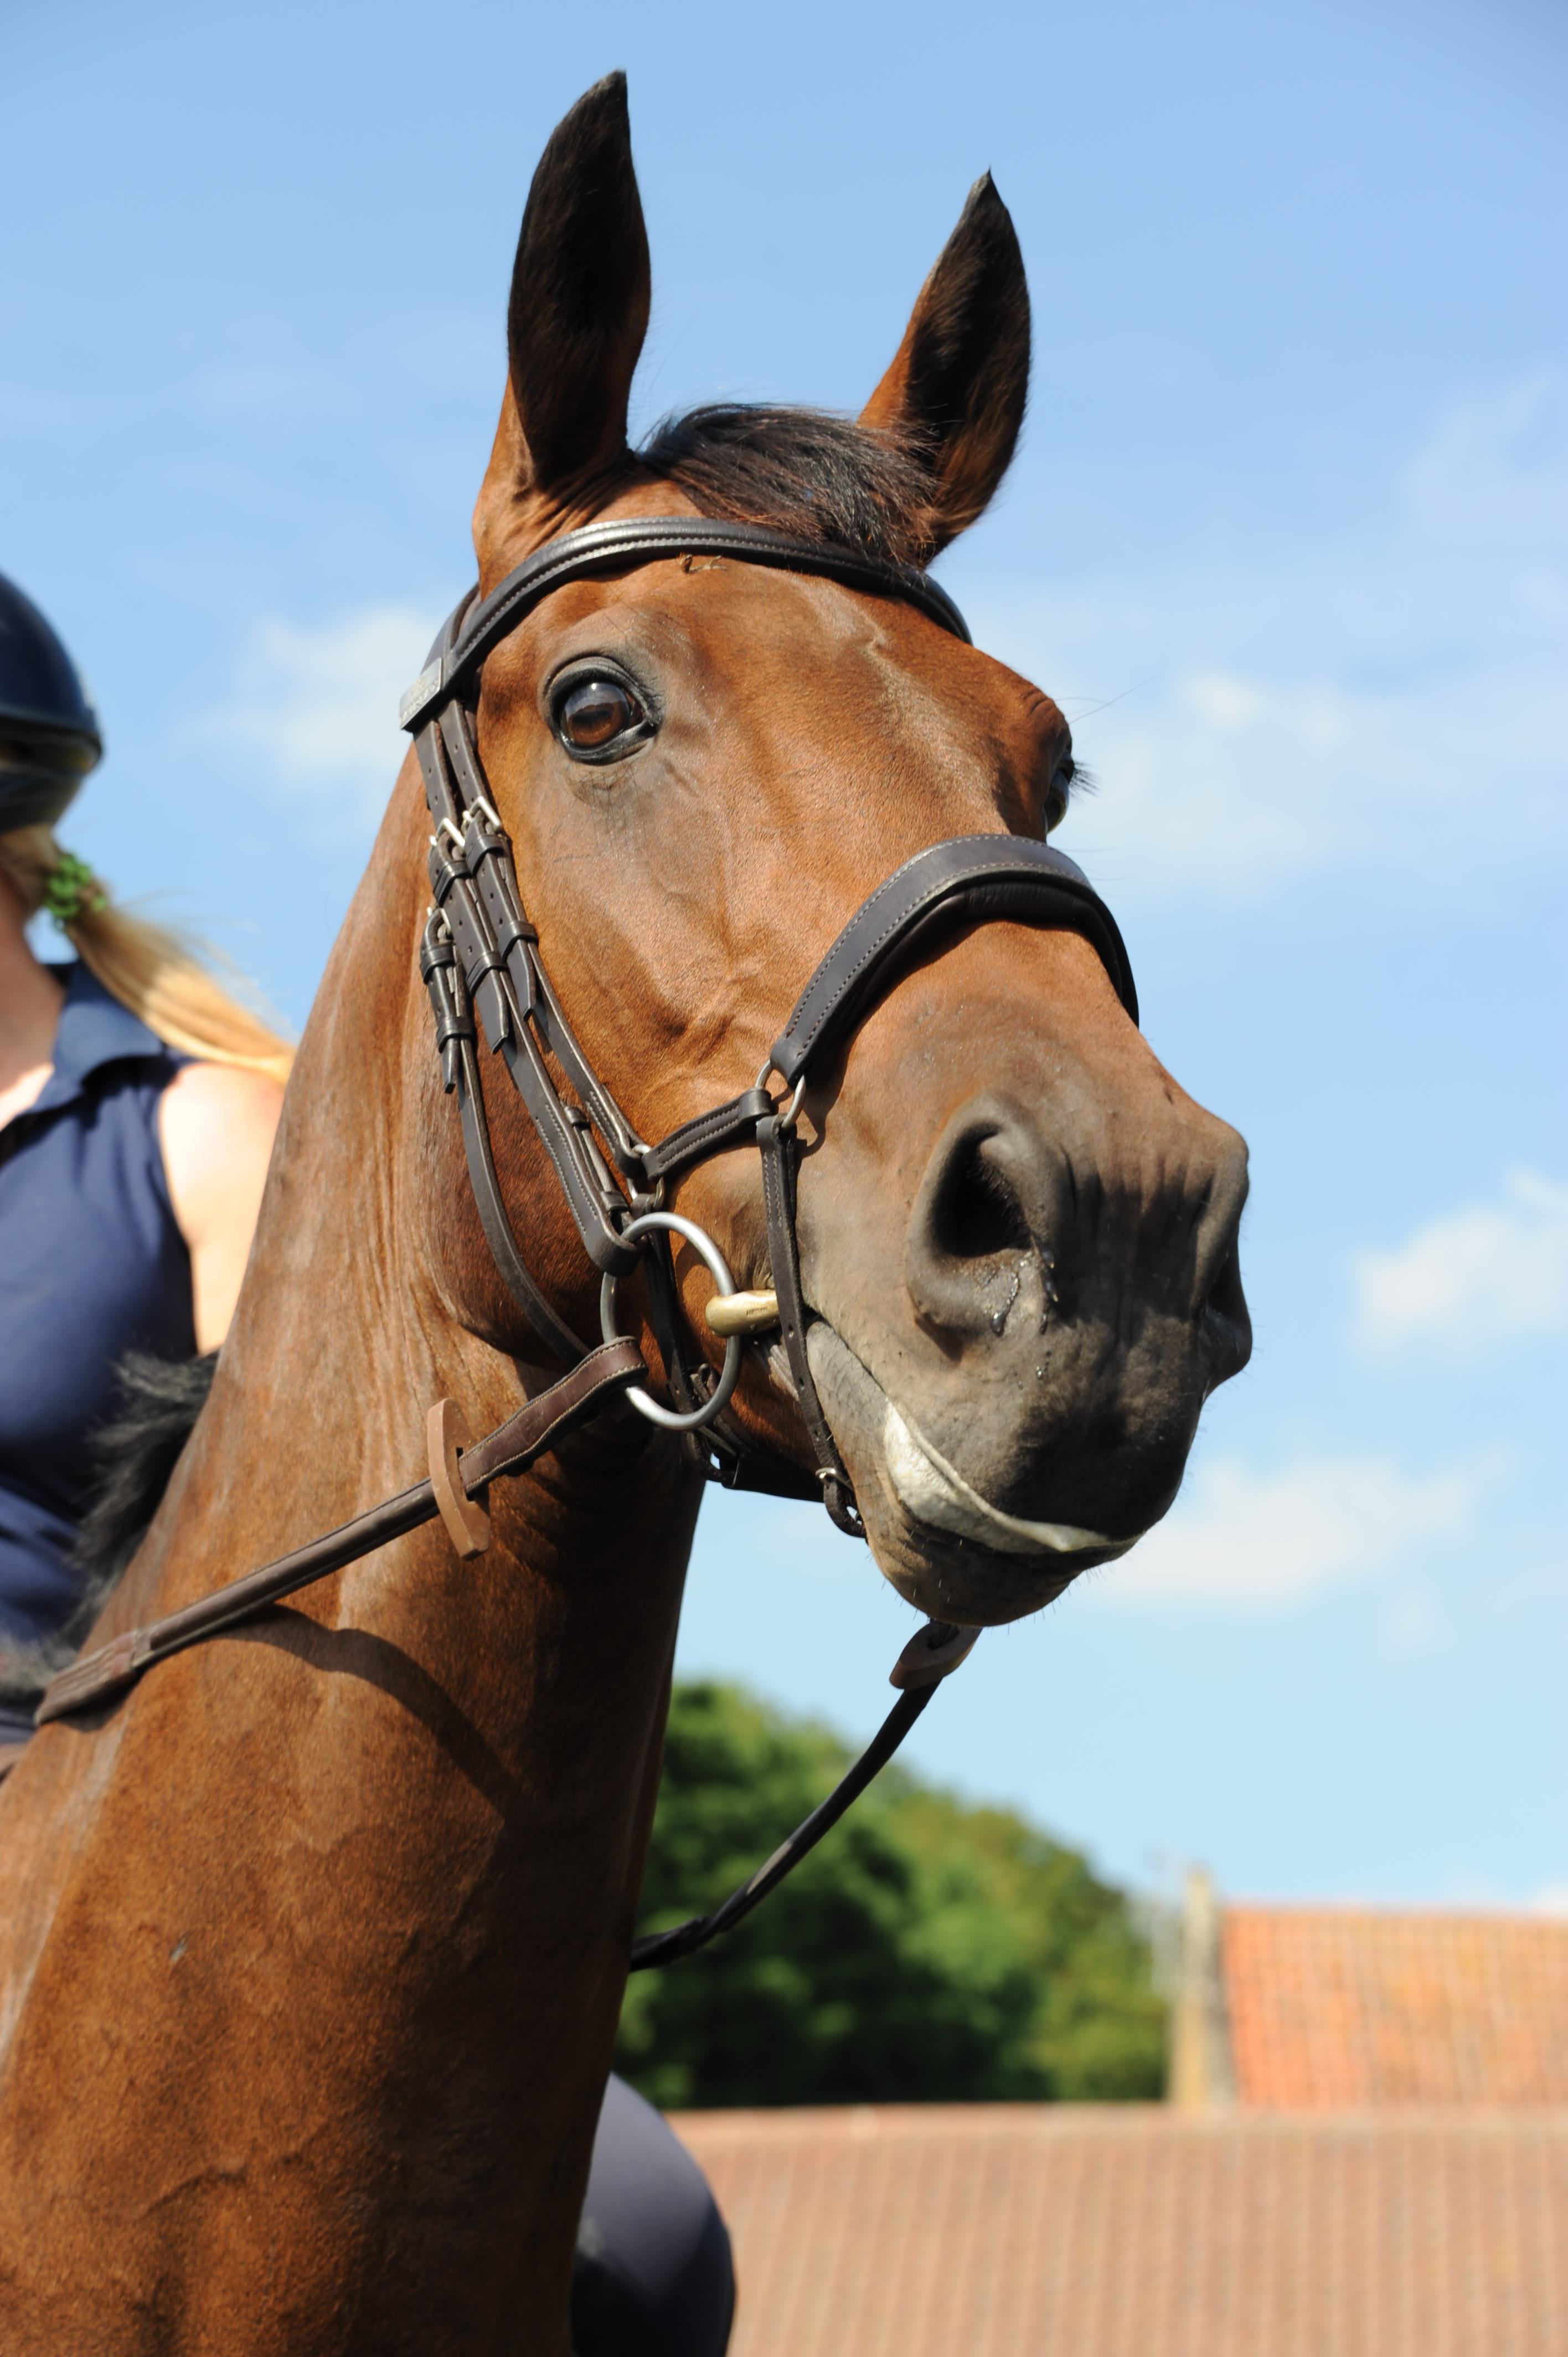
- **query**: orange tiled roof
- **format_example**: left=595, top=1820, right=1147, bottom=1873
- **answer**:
left=674, top=2104, right=1568, bottom=2357
left=1224, top=1908, right=1568, bottom=2108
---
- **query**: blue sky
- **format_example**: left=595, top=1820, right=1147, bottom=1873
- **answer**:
left=5, top=0, right=1564, bottom=1908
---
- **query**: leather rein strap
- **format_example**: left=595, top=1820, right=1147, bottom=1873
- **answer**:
left=35, top=515, right=1138, bottom=1972
left=37, top=1343, right=646, bottom=1725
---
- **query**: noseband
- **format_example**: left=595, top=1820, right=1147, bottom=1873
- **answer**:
left=38, top=516, right=1141, bottom=1973
left=405, top=515, right=1137, bottom=1535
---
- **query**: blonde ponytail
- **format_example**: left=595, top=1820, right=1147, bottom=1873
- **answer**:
left=0, top=826, right=294, bottom=1085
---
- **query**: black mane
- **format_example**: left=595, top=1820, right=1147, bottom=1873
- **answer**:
left=0, top=1351, right=215, bottom=1702
left=72, top=1350, right=218, bottom=1596
left=640, top=405, right=938, bottom=570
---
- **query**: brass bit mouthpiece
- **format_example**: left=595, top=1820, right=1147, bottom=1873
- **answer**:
left=704, top=1289, right=781, bottom=1337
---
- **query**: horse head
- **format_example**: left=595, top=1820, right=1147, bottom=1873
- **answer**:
left=427, top=73, right=1251, bottom=1629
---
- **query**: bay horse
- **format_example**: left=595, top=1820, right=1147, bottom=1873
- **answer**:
left=0, top=75, right=1250, bottom=2353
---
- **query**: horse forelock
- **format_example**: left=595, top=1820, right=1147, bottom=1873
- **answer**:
left=638, top=404, right=942, bottom=571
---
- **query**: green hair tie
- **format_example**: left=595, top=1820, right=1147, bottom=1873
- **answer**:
left=43, top=851, right=105, bottom=930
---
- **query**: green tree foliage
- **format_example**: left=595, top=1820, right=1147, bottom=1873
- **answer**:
left=616, top=1681, right=1165, bottom=2110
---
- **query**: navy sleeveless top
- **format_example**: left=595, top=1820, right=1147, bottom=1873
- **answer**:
left=0, top=965, right=194, bottom=1723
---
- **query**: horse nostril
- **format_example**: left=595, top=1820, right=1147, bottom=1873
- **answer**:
left=906, top=1099, right=1049, bottom=1336
left=931, top=1135, right=1031, bottom=1264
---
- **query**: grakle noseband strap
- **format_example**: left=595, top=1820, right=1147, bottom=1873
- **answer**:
left=404, top=515, right=1137, bottom=1532
left=768, top=832, right=1137, bottom=1083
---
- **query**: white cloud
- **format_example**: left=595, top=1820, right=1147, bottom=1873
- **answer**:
left=195, top=604, right=437, bottom=825
left=1102, top=1454, right=1473, bottom=1607
left=965, top=370, right=1568, bottom=903
left=1354, top=1170, right=1568, bottom=1349
left=185, top=373, right=1566, bottom=895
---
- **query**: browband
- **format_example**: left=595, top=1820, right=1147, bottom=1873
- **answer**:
left=400, top=517, right=972, bottom=733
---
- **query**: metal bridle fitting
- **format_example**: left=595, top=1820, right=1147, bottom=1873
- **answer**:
left=600, top=1212, right=744, bottom=1433
left=756, top=1057, right=808, bottom=1133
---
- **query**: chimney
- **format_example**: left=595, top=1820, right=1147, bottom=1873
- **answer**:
left=1167, top=1866, right=1237, bottom=2108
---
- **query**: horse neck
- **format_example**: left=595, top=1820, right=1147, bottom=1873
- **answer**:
left=111, top=752, right=702, bottom=1836
left=127, top=760, right=688, bottom=1632
left=0, top=765, right=700, bottom=2333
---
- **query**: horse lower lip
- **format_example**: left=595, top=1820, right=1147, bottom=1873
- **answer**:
left=882, top=1400, right=1139, bottom=1560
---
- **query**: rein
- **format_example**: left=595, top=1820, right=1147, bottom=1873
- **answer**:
left=37, top=515, right=1138, bottom=1970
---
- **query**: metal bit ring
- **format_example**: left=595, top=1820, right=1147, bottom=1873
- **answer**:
left=600, top=1212, right=744, bottom=1432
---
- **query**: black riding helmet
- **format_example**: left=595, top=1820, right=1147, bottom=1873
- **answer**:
left=0, top=572, right=102, bottom=831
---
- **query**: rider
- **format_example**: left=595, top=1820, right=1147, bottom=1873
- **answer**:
left=0, top=570, right=289, bottom=1742
left=0, top=571, right=734, bottom=2355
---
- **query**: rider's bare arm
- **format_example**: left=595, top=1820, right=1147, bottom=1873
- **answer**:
left=158, top=1062, right=284, bottom=1351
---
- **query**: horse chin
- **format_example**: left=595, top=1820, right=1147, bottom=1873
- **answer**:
left=804, top=1324, right=1142, bottom=1628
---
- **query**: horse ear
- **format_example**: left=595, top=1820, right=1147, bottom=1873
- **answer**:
left=861, top=174, right=1030, bottom=554
left=474, top=74, right=651, bottom=568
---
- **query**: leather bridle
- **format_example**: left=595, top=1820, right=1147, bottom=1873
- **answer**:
left=38, top=514, right=1140, bottom=1973
left=404, top=515, right=1137, bottom=1535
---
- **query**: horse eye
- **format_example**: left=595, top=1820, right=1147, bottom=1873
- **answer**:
left=555, top=676, right=643, bottom=754
left=1044, top=755, right=1075, bottom=833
